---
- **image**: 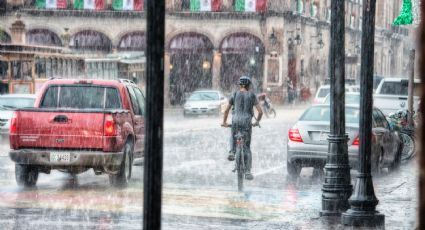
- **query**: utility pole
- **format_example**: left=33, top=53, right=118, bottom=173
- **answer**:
left=320, top=0, right=352, bottom=217
left=341, top=0, right=385, bottom=226
left=144, top=0, right=165, bottom=229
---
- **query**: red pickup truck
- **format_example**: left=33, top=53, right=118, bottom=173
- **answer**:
left=9, top=79, right=145, bottom=187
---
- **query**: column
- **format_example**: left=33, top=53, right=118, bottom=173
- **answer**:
left=212, top=49, right=221, bottom=90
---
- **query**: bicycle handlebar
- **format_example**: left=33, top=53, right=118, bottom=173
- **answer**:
left=221, top=123, right=261, bottom=128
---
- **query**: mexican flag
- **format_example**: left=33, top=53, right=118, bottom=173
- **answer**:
left=393, top=0, right=413, bottom=25
left=235, top=0, right=266, bottom=12
left=112, top=0, right=144, bottom=11
left=74, top=0, right=104, bottom=10
left=35, top=0, right=67, bottom=9
left=190, top=0, right=220, bottom=12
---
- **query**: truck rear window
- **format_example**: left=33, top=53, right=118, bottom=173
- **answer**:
left=380, top=81, right=420, bottom=96
left=40, top=85, right=121, bottom=109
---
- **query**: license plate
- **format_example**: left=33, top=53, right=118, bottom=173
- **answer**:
left=50, top=152, right=70, bottom=163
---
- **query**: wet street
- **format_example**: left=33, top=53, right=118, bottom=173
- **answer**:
left=0, top=105, right=417, bottom=229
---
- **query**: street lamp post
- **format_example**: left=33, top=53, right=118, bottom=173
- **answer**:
left=320, top=0, right=352, bottom=217
left=143, top=0, right=165, bottom=229
left=341, top=0, right=385, bottom=226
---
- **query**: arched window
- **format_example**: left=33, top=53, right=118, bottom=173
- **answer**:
left=26, top=29, right=62, bottom=46
left=118, top=31, right=145, bottom=51
left=69, top=30, right=112, bottom=52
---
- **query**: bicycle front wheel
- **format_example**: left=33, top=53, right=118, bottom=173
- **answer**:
left=236, top=147, right=244, bottom=192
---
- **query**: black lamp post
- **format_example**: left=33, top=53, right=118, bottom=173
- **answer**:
left=143, top=0, right=165, bottom=229
left=320, top=0, right=352, bottom=217
left=341, top=0, right=385, bottom=226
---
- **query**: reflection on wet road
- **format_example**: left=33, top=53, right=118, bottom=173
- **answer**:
left=0, top=106, right=417, bottom=229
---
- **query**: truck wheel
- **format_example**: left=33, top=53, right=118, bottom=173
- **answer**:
left=109, top=142, right=133, bottom=187
left=15, top=164, right=39, bottom=187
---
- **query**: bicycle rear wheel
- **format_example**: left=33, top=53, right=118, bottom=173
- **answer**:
left=400, top=132, right=415, bottom=161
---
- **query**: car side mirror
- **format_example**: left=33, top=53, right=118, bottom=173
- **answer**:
left=220, top=96, right=225, bottom=100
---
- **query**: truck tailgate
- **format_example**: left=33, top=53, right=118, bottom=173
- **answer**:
left=12, top=110, right=105, bottom=149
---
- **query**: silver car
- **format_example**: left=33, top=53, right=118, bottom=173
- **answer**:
left=183, top=90, right=227, bottom=117
left=0, top=94, right=36, bottom=142
left=286, top=104, right=402, bottom=177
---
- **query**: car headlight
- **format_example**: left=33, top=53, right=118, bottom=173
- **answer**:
left=184, top=104, right=191, bottom=109
left=208, top=104, right=218, bottom=108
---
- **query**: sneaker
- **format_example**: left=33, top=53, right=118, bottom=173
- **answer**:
left=227, top=153, right=235, bottom=161
left=245, top=172, right=254, bottom=180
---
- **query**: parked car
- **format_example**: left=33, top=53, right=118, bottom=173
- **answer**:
left=9, top=79, right=145, bottom=187
left=313, top=85, right=330, bottom=104
left=286, top=104, right=402, bottom=178
left=0, top=94, right=36, bottom=142
left=374, top=77, right=421, bottom=115
left=313, top=85, right=359, bottom=104
left=183, top=90, right=227, bottom=117
left=323, top=92, right=360, bottom=104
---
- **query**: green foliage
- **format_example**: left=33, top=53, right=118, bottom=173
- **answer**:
left=393, top=0, right=413, bottom=25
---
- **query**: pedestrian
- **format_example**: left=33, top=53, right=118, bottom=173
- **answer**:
left=287, top=79, right=295, bottom=106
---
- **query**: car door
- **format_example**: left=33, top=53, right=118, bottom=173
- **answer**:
left=126, top=86, right=145, bottom=158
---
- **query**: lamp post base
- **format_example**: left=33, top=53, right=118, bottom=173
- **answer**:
left=341, top=209, right=385, bottom=227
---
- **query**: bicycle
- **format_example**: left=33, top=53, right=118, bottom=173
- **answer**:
left=224, top=123, right=260, bottom=192
left=388, top=110, right=416, bottom=161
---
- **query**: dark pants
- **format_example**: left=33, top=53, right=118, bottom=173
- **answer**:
left=229, top=123, right=252, bottom=171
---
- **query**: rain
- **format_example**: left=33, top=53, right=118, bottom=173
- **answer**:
left=0, top=0, right=421, bottom=229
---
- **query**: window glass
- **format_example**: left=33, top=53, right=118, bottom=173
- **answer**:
left=133, top=86, right=145, bottom=115
left=127, top=86, right=141, bottom=115
left=40, top=85, right=121, bottom=109
left=300, top=106, right=359, bottom=123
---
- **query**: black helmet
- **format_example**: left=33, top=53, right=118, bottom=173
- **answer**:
left=239, top=76, right=251, bottom=86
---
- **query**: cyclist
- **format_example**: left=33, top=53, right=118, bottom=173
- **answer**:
left=221, top=76, right=263, bottom=180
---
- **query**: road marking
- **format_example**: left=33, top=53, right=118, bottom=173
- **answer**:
left=253, top=166, right=283, bottom=177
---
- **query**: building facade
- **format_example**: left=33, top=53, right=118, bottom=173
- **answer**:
left=0, top=0, right=414, bottom=104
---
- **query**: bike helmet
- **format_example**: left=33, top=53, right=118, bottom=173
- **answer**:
left=239, top=76, right=251, bottom=86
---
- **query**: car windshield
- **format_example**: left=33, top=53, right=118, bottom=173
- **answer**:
left=300, top=106, right=360, bottom=124
left=317, top=88, right=330, bottom=98
left=0, top=97, right=35, bottom=109
left=40, top=85, right=121, bottom=109
left=380, top=81, right=420, bottom=96
left=324, top=94, right=360, bottom=104
left=188, top=92, right=219, bottom=101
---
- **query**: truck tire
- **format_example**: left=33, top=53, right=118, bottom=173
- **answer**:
left=109, top=141, right=133, bottom=187
left=15, top=164, right=39, bottom=187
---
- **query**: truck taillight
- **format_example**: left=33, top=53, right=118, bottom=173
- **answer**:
left=288, top=128, right=303, bottom=142
left=104, top=115, right=116, bottom=136
left=10, top=112, right=17, bottom=134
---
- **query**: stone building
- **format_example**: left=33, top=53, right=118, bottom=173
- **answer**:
left=0, top=0, right=415, bottom=104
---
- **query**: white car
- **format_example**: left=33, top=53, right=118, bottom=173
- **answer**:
left=314, top=85, right=360, bottom=104
left=374, top=78, right=421, bottom=115
left=0, top=94, right=36, bottom=142
left=183, top=90, right=227, bottom=117
left=313, top=85, right=330, bottom=104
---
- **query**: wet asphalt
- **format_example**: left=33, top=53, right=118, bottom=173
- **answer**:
left=0, top=105, right=417, bottom=229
